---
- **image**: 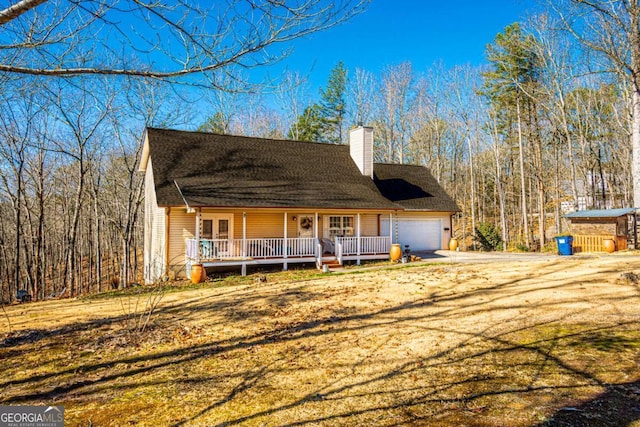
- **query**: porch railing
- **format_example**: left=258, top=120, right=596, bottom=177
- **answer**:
left=336, top=236, right=391, bottom=255
left=186, top=237, right=316, bottom=261
left=187, top=236, right=391, bottom=263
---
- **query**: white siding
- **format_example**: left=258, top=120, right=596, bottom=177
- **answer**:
left=349, top=127, right=373, bottom=178
left=144, top=159, right=167, bottom=284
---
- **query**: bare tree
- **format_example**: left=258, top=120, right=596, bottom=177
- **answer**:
left=450, top=65, right=482, bottom=248
left=553, top=0, right=640, bottom=207
left=0, top=93, right=29, bottom=301
left=44, top=79, right=113, bottom=296
left=375, top=62, right=417, bottom=163
left=347, top=68, right=376, bottom=127
left=0, top=0, right=367, bottom=84
left=531, top=12, right=582, bottom=214
left=410, top=65, right=444, bottom=180
left=277, top=71, right=310, bottom=140
left=488, top=108, right=509, bottom=250
left=0, top=83, right=51, bottom=301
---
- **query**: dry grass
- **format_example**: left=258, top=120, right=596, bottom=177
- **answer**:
left=1, top=255, right=640, bottom=426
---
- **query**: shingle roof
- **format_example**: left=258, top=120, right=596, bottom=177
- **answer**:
left=373, top=163, right=460, bottom=212
left=565, top=208, right=636, bottom=218
left=144, top=128, right=459, bottom=212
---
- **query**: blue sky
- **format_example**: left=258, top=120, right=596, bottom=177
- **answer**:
left=267, top=0, right=536, bottom=95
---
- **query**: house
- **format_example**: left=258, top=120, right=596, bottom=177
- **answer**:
left=138, top=126, right=460, bottom=283
left=560, top=173, right=627, bottom=214
left=565, top=208, right=637, bottom=252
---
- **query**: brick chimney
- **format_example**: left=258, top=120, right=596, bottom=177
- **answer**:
left=349, top=125, right=373, bottom=178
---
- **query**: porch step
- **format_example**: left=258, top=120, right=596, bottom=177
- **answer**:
left=322, top=259, right=343, bottom=270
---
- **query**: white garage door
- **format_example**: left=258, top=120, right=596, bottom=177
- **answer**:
left=382, top=217, right=442, bottom=251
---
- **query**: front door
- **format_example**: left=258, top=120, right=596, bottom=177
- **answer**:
left=202, top=214, right=234, bottom=257
left=298, top=214, right=314, bottom=238
left=215, top=217, right=230, bottom=240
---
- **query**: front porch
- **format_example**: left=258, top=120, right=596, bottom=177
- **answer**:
left=180, top=210, right=396, bottom=275
left=186, top=235, right=392, bottom=274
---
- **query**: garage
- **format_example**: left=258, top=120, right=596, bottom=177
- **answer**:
left=381, top=217, right=443, bottom=251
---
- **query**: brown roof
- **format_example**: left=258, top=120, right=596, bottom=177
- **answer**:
left=373, top=163, right=460, bottom=212
left=144, top=128, right=459, bottom=212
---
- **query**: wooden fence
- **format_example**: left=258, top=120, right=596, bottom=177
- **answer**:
left=571, top=234, right=627, bottom=253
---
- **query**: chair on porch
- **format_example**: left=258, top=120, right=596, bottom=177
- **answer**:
left=200, top=240, right=214, bottom=259
left=321, top=238, right=335, bottom=255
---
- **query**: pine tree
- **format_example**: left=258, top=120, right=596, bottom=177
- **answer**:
left=198, top=112, right=229, bottom=134
left=288, top=104, right=323, bottom=142
left=319, top=62, right=348, bottom=144
left=481, top=23, right=541, bottom=249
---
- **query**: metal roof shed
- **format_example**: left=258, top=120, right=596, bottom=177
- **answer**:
left=564, top=208, right=637, bottom=219
left=565, top=208, right=637, bottom=251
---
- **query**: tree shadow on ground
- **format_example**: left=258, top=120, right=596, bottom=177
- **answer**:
left=1, top=259, right=639, bottom=426
left=536, top=379, right=640, bottom=427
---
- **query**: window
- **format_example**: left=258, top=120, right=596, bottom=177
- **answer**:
left=202, top=220, right=213, bottom=239
left=217, top=219, right=229, bottom=239
left=328, top=215, right=354, bottom=238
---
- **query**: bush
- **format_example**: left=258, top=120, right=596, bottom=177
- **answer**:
left=474, top=222, right=503, bottom=251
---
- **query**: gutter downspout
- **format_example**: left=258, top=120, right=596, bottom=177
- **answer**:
left=195, top=208, right=201, bottom=264
left=242, top=212, right=247, bottom=276
left=356, top=213, right=361, bottom=265
left=394, top=211, right=399, bottom=244
left=165, top=207, right=170, bottom=279
left=388, top=212, right=393, bottom=250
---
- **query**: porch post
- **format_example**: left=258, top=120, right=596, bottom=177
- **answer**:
left=356, top=213, right=361, bottom=265
left=389, top=213, right=393, bottom=245
left=241, top=212, right=247, bottom=276
left=195, top=208, right=201, bottom=263
left=315, top=212, right=321, bottom=267
left=283, top=212, right=288, bottom=271
left=635, top=211, right=638, bottom=249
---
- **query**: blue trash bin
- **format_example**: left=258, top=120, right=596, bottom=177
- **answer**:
left=555, top=235, right=573, bottom=256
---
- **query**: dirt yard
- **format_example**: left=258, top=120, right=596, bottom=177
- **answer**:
left=1, top=253, right=640, bottom=426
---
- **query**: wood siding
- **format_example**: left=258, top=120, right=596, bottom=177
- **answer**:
left=572, top=234, right=627, bottom=252
left=360, top=214, right=379, bottom=236
left=164, top=208, right=405, bottom=278
left=243, top=212, right=284, bottom=238
left=168, top=209, right=196, bottom=277
left=198, top=209, right=384, bottom=240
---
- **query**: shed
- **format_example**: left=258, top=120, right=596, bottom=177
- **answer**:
left=565, top=208, right=637, bottom=252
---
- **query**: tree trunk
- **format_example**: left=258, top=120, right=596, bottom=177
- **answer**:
left=558, top=91, right=580, bottom=210
left=554, top=143, right=562, bottom=235
left=516, top=96, right=530, bottom=247
left=633, top=89, right=640, bottom=208
left=467, top=134, right=477, bottom=250
left=630, top=1, right=640, bottom=208
left=13, top=159, right=23, bottom=302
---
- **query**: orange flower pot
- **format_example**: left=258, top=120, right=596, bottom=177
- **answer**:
left=603, top=239, right=615, bottom=253
left=191, top=264, right=206, bottom=284
left=390, top=244, right=402, bottom=261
